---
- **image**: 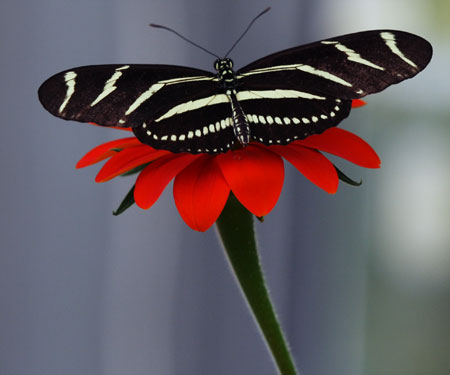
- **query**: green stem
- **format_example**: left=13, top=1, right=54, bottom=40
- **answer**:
left=216, top=193, right=298, bottom=375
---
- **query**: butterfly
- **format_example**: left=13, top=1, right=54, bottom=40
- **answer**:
left=38, top=14, right=432, bottom=154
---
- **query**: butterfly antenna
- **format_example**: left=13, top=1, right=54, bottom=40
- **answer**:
left=224, top=7, right=271, bottom=58
left=150, top=23, right=220, bottom=59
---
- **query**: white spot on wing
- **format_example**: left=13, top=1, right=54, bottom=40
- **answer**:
left=296, top=64, right=353, bottom=87
left=322, top=40, right=385, bottom=70
left=237, top=89, right=326, bottom=101
left=59, top=71, right=77, bottom=113
left=90, top=65, right=130, bottom=107
left=123, top=74, right=213, bottom=118
left=239, top=64, right=353, bottom=87
left=380, top=31, right=418, bottom=68
left=125, top=83, right=165, bottom=116
left=156, top=94, right=229, bottom=122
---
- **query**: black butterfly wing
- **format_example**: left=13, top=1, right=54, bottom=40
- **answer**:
left=133, top=98, right=238, bottom=153
left=38, top=30, right=432, bottom=153
left=237, top=30, right=432, bottom=98
left=237, top=92, right=351, bottom=146
left=38, top=64, right=217, bottom=128
left=38, top=64, right=240, bottom=152
left=235, top=30, right=432, bottom=145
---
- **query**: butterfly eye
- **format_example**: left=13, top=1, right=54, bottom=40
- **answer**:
left=214, top=59, right=221, bottom=71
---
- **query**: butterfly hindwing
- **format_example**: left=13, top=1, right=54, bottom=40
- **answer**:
left=133, top=98, right=237, bottom=153
left=238, top=94, right=352, bottom=146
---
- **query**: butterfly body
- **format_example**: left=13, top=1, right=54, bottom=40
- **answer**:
left=38, top=30, right=432, bottom=154
left=213, top=58, right=250, bottom=146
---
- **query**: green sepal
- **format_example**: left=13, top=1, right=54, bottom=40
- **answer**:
left=113, top=185, right=135, bottom=216
left=334, top=165, right=362, bottom=186
left=120, top=163, right=150, bottom=177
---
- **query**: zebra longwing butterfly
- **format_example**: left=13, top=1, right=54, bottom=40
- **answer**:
left=38, top=29, right=432, bottom=154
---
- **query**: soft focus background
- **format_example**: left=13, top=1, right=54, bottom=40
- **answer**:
left=1, top=1, right=449, bottom=374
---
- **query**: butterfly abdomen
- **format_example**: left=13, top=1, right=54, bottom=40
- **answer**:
left=228, top=89, right=250, bottom=146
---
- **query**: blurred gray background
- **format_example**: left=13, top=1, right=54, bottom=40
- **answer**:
left=1, top=0, right=449, bottom=374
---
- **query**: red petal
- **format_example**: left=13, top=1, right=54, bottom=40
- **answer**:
left=173, top=156, right=230, bottom=232
left=296, top=127, right=381, bottom=168
left=76, top=137, right=142, bottom=168
left=216, top=146, right=284, bottom=216
left=95, top=146, right=171, bottom=182
left=134, top=153, right=201, bottom=210
left=351, top=99, right=367, bottom=108
left=271, top=145, right=338, bottom=194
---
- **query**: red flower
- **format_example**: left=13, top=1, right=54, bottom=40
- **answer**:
left=76, top=99, right=380, bottom=231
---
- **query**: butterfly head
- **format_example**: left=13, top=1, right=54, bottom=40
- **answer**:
left=214, top=58, right=233, bottom=71
left=214, top=58, right=235, bottom=85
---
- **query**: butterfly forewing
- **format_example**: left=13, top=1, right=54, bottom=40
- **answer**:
left=38, top=64, right=216, bottom=127
left=238, top=30, right=432, bottom=99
